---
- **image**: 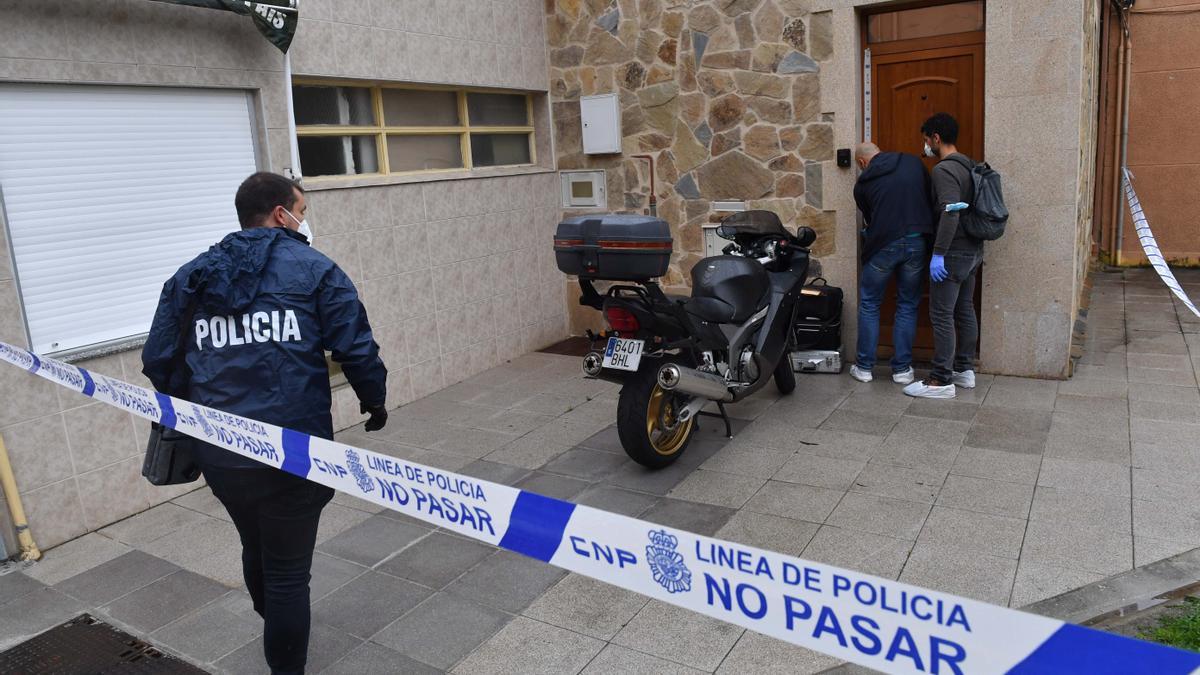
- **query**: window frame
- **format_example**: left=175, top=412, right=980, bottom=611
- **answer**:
left=292, top=80, right=537, bottom=180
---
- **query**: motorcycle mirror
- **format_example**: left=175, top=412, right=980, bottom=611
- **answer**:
left=795, top=227, right=816, bottom=247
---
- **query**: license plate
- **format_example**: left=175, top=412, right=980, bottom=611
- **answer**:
left=602, top=337, right=644, bottom=372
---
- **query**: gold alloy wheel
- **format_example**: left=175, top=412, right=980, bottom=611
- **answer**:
left=646, top=384, right=694, bottom=456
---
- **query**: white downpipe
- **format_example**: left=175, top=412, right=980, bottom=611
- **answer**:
left=284, top=51, right=302, bottom=179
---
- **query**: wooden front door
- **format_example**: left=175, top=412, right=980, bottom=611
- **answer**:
left=864, top=2, right=985, bottom=360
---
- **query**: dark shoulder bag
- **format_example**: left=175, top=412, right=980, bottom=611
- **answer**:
left=142, top=302, right=202, bottom=486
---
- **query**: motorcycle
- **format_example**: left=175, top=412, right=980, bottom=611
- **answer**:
left=556, top=210, right=816, bottom=468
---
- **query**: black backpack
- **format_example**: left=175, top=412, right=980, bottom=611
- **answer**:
left=949, top=156, right=1008, bottom=241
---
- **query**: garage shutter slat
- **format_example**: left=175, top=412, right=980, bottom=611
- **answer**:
left=0, top=84, right=258, bottom=354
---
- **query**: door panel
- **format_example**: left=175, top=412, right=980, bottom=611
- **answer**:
left=868, top=40, right=984, bottom=359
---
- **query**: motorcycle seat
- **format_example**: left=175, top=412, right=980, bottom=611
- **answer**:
left=684, top=297, right=737, bottom=323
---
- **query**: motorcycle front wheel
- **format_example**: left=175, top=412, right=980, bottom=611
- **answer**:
left=616, top=362, right=697, bottom=469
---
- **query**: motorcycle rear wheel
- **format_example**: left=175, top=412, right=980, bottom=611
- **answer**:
left=617, top=364, right=697, bottom=469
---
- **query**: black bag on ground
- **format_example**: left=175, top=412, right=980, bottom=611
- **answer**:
left=950, top=156, right=1008, bottom=241
left=792, top=278, right=843, bottom=350
left=143, top=423, right=202, bottom=486
left=141, top=298, right=201, bottom=487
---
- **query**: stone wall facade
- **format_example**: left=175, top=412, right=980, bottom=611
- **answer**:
left=547, top=0, right=839, bottom=332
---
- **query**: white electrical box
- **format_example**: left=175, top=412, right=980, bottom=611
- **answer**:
left=560, top=171, right=606, bottom=208
left=580, top=94, right=621, bottom=155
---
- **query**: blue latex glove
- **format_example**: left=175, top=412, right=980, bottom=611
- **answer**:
left=930, top=255, right=949, bottom=282
left=945, top=202, right=969, bottom=212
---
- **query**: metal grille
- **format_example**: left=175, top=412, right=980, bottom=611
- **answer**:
left=0, top=614, right=208, bottom=674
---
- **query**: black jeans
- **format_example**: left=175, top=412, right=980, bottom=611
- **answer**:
left=201, top=465, right=334, bottom=675
left=929, top=250, right=983, bottom=383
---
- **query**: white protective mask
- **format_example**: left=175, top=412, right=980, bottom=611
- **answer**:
left=284, top=209, right=313, bottom=244
left=923, top=143, right=936, bottom=158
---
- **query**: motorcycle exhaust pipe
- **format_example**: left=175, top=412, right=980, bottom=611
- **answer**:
left=657, top=364, right=734, bottom=403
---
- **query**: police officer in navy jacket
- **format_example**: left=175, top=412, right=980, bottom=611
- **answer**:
left=142, top=172, right=387, bottom=675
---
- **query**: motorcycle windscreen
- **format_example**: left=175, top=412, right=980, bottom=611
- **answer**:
left=716, top=210, right=790, bottom=240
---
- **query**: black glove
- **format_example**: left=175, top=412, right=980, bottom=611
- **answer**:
left=361, top=402, right=388, bottom=432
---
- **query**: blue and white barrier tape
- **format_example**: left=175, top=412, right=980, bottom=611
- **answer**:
left=2, top=340, right=1197, bottom=674
left=1123, top=168, right=1200, bottom=318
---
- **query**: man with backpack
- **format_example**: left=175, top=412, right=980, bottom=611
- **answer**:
left=904, top=112, right=1000, bottom=399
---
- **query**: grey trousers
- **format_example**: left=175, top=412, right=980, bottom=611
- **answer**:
left=929, top=250, right=983, bottom=383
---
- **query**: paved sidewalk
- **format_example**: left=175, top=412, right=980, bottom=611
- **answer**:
left=3, top=267, right=1199, bottom=673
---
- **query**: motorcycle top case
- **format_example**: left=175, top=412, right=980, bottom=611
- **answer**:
left=554, top=214, right=673, bottom=281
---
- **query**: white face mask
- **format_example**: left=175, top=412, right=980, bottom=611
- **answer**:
left=284, top=209, right=313, bottom=244
left=923, top=143, right=936, bottom=158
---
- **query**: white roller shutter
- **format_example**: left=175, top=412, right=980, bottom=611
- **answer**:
left=0, top=84, right=258, bottom=355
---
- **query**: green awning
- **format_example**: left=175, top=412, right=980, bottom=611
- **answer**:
left=150, top=1, right=299, bottom=53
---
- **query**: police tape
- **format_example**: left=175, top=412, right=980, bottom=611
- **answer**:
left=1123, top=168, right=1200, bottom=318
left=1, top=340, right=1196, bottom=675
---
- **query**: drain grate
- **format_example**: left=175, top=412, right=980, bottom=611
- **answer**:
left=0, top=614, right=208, bottom=674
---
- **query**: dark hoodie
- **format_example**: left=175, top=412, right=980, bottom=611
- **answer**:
left=142, top=227, right=386, bottom=469
left=853, top=152, right=935, bottom=263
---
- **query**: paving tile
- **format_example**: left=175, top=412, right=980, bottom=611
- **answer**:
left=151, top=591, right=261, bottom=663
left=171, top=488, right=232, bottom=522
left=524, top=573, right=648, bottom=641
left=313, top=570, right=432, bottom=639
left=458, top=459, right=532, bottom=485
left=1037, top=458, right=1131, bottom=497
left=1133, top=498, right=1200, bottom=544
left=374, top=591, right=511, bottom=669
left=1043, top=427, right=1131, bottom=465
left=1053, top=394, right=1129, bottom=417
left=139, top=516, right=244, bottom=587
left=378, top=531, right=494, bottom=589
left=937, top=475, right=1034, bottom=518
left=1126, top=330, right=1188, bottom=355
left=772, top=452, right=866, bottom=490
left=743, top=481, right=844, bottom=524
left=613, top=600, right=743, bottom=671
left=55, top=550, right=180, bottom=606
left=668, top=469, right=767, bottom=508
left=604, top=460, right=700, bottom=496
left=0, top=588, right=86, bottom=651
left=781, top=428, right=884, bottom=461
left=22, top=533, right=132, bottom=587
left=445, top=550, right=566, bottom=613
left=1129, top=366, right=1197, bottom=386
left=976, top=406, right=1054, bottom=433
left=0, top=570, right=44, bottom=605
left=950, top=447, right=1042, bottom=484
left=802, top=526, right=914, bottom=580
left=1134, top=536, right=1198, bottom=567
left=483, top=431, right=574, bottom=469
left=1051, top=411, right=1129, bottom=440
left=578, top=425, right=625, bottom=453
left=905, top=399, right=980, bottom=423
left=1072, top=364, right=1128, bottom=382
left=330, top=489, right=387, bottom=515
left=870, top=436, right=962, bottom=473
left=698, top=442, right=796, bottom=479
left=1029, top=486, right=1132, bottom=533
left=1133, top=420, right=1200, bottom=456
left=1127, top=382, right=1200, bottom=404
left=714, top=510, right=820, bottom=558
left=102, top=569, right=229, bottom=633
left=825, top=492, right=931, bottom=540
left=217, top=622, right=362, bottom=675
left=309, top=552, right=367, bottom=603
left=452, top=616, right=604, bottom=675
left=917, top=506, right=1026, bottom=559
left=541, top=447, right=629, bottom=480
left=324, top=642, right=442, bottom=675
left=315, top=502, right=375, bottom=545
left=964, top=423, right=1047, bottom=455
left=1127, top=353, right=1192, bottom=370
left=1056, top=378, right=1128, bottom=400
left=1020, top=519, right=1133, bottom=576
left=899, top=543, right=1017, bottom=605
left=514, top=471, right=592, bottom=500
left=716, top=629, right=844, bottom=674
left=837, top=388, right=913, bottom=415
left=1129, top=398, right=1200, bottom=424
left=983, top=377, right=1058, bottom=410
left=100, top=502, right=215, bottom=546
left=316, top=514, right=429, bottom=567
left=640, top=498, right=739, bottom=536
left=819, top=410, right=901, bottom=437
left=1010, top=561, right=1107, bottom=608
left=583, top=644, right=707, bottom=674
left=574, top=484, right=660, bottom=517
left=850, top=463, right=945, bottom=504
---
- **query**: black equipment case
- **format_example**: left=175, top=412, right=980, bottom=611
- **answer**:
left=792, top=278, right=843, bottom=350
left=555, top=214, right=673, bottom=280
